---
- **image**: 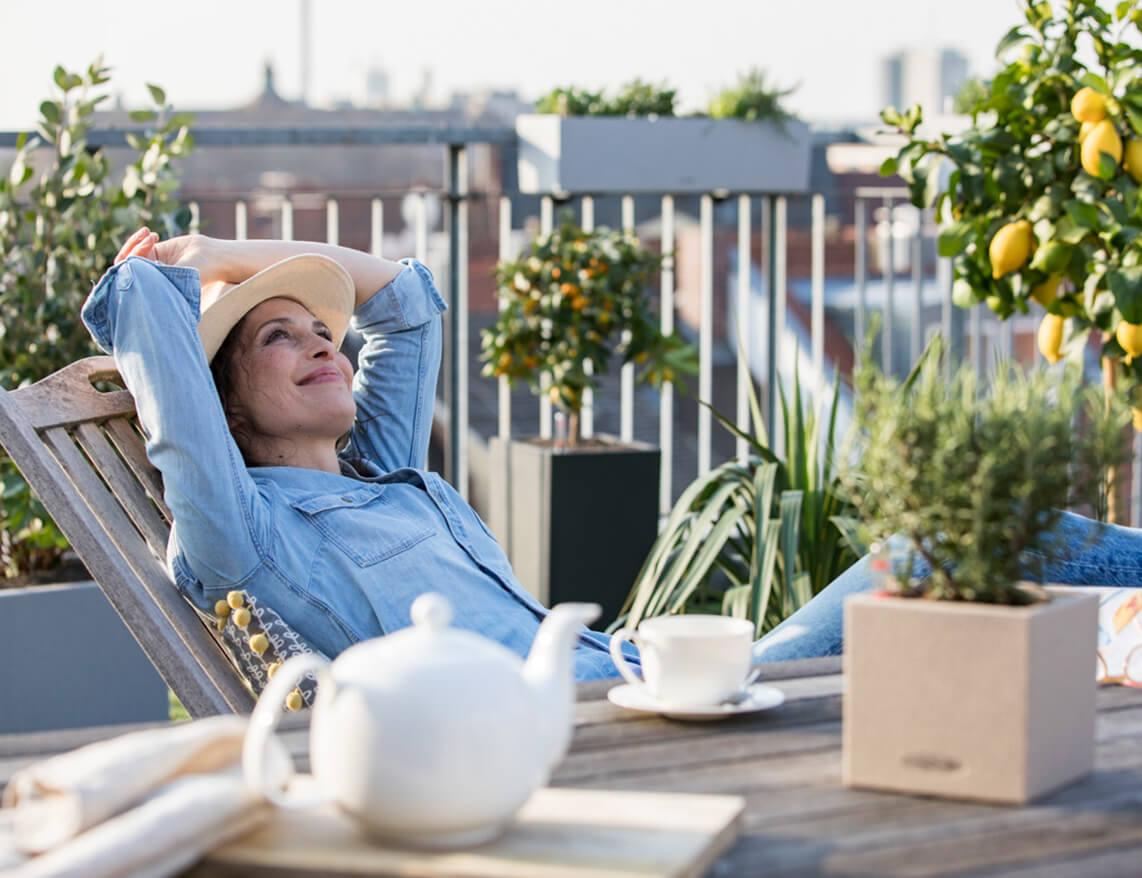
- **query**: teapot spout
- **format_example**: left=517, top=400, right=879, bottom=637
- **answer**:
left=522, top=602, right=601, bottom=772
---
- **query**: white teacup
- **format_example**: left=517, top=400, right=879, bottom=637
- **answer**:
left=610, top=615, right=755, bottom=707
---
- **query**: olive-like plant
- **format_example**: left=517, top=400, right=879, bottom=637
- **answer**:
left=0, top=59, right=192, bottom=577
left=845, top=337, right=1131, bottom=604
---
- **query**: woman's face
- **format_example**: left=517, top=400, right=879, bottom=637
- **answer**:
left=223, top=297, right=356, bottom=454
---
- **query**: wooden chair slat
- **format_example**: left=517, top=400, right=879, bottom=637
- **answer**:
left=0, top=359, right=254, bottom=716
left=11, top=357, right=135, bottom=430
left=104, top=417, right=171, bottom=523
left=72, top=422, right=170, bottom=560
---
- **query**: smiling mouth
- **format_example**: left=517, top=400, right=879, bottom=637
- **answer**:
left=298, top=368, right=345, bottom=386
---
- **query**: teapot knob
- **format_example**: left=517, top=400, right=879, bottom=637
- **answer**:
left=410, top=593, right=453, bottom=631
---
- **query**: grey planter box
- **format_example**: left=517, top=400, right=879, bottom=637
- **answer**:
left=516, top=114, right=812, bottom=195
left=488, top=436, right=660, bottom=629
left=0, top=581, right=169, bottom=733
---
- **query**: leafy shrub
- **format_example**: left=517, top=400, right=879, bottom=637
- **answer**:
left=0, top=59, right=192, bottom=578
left=614, top=367, right=859, bottom=637
left=535, top=79, right=676, bottom=117
left=482, top=214, right=695, bottom=444
left=708, top=68, right=797, bottom=125
left=845, top=338, right=1131, bottom=604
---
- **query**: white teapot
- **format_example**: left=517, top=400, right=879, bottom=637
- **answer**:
left=242, top=593, right=600, bottom=848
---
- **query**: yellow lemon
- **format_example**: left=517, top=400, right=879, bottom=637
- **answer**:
left=214, top=599, right=231, bottom=618
left=1125, top=139, right=1142, bottom=185
left=1030, top=275, right=1060, bottom=308
left=232, top=607, right=251, bottom=629
left=1081, top=120, right=1123, bottom=177
left=1071, top=87, right=1107, bottom=124
left=285, top=689, right=304, bottom=712
left=1134, top=407, right=1142, bottom=433
left=1037, top=313, right=1065, bottom=364
left=1118, top=321, right=1142, bottom=361
left=1079, top=120, right=1097, bottom=143
left=248, top=633, right=270, bottom=655
left=226, top=590, right=245, bottom=610
left=989, top=220, right=1034, bottom=279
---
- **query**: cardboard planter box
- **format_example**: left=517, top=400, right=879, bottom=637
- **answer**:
left=488, top=435, right=659, bottom=629
left=843, top=587, right=1098, bottom=804
left=516, top=115, right=812, bottom=195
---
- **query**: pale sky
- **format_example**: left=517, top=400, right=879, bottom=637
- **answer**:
left=2, top=0, right=1037, bottom=128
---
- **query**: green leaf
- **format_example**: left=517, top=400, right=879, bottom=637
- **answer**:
left=938, top=221, right=972, bottom=257
left=1065, top=200, right=1102, bottom=230
left=146, top=83, right=167, bottom=105
left=879, top=156, right=899, bottom=177
left=39, top=101, right=60, bottom=124
left=129, top=110, right=157, bottom=123
left=1111, top=267, right=1142, bottom=323
left=52, top=65, right=69, bottom=91
left=995, top=25, right=1031, bottom=57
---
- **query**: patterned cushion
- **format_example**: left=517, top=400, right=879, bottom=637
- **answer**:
left=190, top=590, right=322, bottom=710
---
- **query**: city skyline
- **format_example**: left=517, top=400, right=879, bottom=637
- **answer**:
left=1, top=0, right=1034, bottom=128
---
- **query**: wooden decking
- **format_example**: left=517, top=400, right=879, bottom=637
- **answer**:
left=4, top=657, right=1142, bottom=876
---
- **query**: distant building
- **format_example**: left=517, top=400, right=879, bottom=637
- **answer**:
left=882, top=49, right=969, bottom=114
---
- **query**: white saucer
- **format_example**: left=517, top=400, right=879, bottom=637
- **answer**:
left=606, top=682, right=786, bottom=721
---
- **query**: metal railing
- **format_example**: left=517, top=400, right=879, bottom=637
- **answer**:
left=5, top=125, right=1137, bottom=523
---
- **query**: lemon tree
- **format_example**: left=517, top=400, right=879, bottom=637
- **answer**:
left=882, top=1, right=1141, bottom=394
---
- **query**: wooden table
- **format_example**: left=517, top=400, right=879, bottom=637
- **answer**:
left=5, top=656, right=1142, bottom=876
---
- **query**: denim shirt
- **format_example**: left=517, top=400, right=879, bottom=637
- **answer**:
left=81, top=256, right=630, bottom=682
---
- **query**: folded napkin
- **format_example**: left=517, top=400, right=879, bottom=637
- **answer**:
left=0, top=715, right=285, bottom=878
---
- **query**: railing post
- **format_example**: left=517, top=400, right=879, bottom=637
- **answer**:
left=855, top=197, right=867, bottom=368
left=621, top=195, right=636, bottom=443
left=811, top=193, right=826, bottom=392
left=498, top=196, right=513, bottom=440
left=538, top=198, right=554, bottom=440
left=698, top=194, right=714, bottom=476
left=581, top=196, right=595, bottom=440
left=447, top=144, right=469, bottom=497
left=660, top=195, right=675, bottom=515
left=882, top=196, right=894, bottom=376
left=736, top=194, right=751, bottom=462
left=764, top=196, right=778, bottom=444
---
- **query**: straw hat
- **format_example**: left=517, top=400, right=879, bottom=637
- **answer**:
left=197, top=254, right=355, bottom=363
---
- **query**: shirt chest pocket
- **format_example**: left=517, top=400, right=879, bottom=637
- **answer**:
left=290, top=487, right=435, bottom=567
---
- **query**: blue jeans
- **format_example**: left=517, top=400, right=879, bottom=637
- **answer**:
left=755, top=511, right=1142, bottom=662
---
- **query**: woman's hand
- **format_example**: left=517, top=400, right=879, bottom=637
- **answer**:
left=114, top=227, right=231, bottom=285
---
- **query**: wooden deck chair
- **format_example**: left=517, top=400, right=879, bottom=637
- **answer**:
left=0, top=356, right=254, bottom=716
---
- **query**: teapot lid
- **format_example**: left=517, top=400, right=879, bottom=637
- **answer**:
left=331, top=592, right=524, bottom=686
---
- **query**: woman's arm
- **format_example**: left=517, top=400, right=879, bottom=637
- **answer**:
left=155, top=235, right=405, bottom=309
left=82, top=230, right=270, bottom=589
left=345, top=260, right=447, bottom=471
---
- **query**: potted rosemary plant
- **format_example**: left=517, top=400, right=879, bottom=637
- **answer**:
left=841, top=342, right=1130, bottom=804
left=482, top=216, right=694, bottom=625
left=516, top=73, right=810, bottom=194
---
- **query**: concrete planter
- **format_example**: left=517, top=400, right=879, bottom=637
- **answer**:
left=487, top=435, right=659, bottom=629
left=0, top=581, right=168, bottom=733
left=516, top=114, right=812, bottom=195
left=843, top=587, right=1098, bottom=804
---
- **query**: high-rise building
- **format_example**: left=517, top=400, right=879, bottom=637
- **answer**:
left=882, top=48, right=970, bottom=114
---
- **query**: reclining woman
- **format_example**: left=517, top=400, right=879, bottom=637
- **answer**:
left=83, top=228, right=631, bottom=681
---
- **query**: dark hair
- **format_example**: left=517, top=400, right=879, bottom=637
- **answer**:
left=209, top=315, right=253, bottom=459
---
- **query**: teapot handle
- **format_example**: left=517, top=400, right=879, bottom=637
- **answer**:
left=242, top=653, right=332, bottom=809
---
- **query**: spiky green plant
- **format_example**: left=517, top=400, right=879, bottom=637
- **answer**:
left=612, top=364, right=860, bottom=637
